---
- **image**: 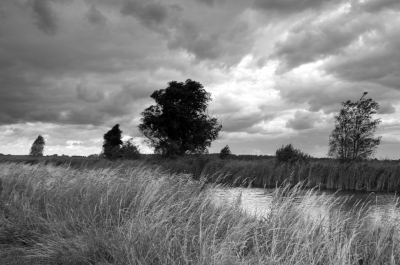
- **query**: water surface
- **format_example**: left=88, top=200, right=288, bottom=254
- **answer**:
left=211, top=186, right=400, bottom=225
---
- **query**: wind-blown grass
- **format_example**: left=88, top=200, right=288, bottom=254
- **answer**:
left=0, top=162, right=399, bottom=264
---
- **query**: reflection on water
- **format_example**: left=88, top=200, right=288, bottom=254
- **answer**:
left=210, top=187, right=400, bottom=225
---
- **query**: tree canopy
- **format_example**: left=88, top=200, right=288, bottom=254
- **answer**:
left=30, top=135, right=45, bottom=156
left=328, top=92, right=381, bottom=161
left=102, top=124, right=123, bottom=159
left=138, top=79, right=222, bottom=156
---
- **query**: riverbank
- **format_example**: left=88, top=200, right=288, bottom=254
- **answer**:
left=0, top=162, right=399, bottom=264
left=2, top=155, right=400, bottom=191
left=144, top=156, right=400, bottom=192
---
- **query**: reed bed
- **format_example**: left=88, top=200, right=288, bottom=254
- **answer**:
left=155, top=156, right=400, bottom=192
left=0, top=162, right=399, bottom=264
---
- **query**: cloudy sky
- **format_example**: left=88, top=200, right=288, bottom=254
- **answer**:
left=1, top=0, right=400, bottom=158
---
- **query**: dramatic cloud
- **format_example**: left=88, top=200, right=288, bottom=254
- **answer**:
left=1, top=0, right=400, bottom=158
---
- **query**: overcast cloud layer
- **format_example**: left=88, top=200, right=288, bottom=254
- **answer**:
left=1, top=0, right=400, bottom=158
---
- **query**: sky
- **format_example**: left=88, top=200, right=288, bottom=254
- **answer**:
left=1, top=0, right=400, bottom=158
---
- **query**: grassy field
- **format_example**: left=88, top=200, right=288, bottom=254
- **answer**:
left=0, top=162, right=399, bottom=264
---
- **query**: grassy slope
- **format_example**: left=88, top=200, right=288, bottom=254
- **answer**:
left=0, top=162, right=399, bottom=264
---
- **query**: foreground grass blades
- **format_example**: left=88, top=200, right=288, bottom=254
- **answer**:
left=0, top=162, right=399, bottom=264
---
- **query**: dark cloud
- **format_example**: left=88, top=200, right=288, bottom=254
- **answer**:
left=271, top=12, right=377, bottom=73
left=323, top=26, right=400, bottom=90
left=167, top=21, right=220, bottom=60
left=76, top=84, right=105, bottom=103
left=121, top=0, right=170, bottom=28
left=219, top=110, right=275, bottom=133
left=358, top=0, right=400, bottom=13
left=194, top=0, right=215, bottom=7
left=167, top=19, right=251, bottom=64
left=86, top=4, right=107, bottom=25
left=286, top=110, right=319, bottom=130
left=253, top=0, right=339, bottom=14
left=29, top=0, right=58, bottom=35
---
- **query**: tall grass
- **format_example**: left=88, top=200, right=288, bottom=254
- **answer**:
left=0, top=162, right=399, bottom=264
left=152, top=156, right=400, bottom=192
left=2, top=155, right=400, bottom=191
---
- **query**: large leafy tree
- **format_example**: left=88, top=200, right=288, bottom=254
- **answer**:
left=328, top=92, right=381, bottom=161
left=102, top=124, right=123, bottom=159
left=139, top=79, right=222, bottom=156
left=30, top=135, right=45, bottom=156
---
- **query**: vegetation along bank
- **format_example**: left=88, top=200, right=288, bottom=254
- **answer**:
left=0, top=162, right=399, bottom=264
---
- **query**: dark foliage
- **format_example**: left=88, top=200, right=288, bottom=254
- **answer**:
left=328, top=92, right=381, bottom=161
left=29, top=135, right=45, bottom=157
left=120, top=140, right=141, bottom=160
left=275, top=144, right=310, bottom=163
left=138, top=79, right=222, bottom=157
left=102, top=124, right=123, bottom=160
left=219, top=145, right=231, bottom=159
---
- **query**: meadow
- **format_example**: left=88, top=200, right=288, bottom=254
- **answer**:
left=0, top=161, right=399, bottom=264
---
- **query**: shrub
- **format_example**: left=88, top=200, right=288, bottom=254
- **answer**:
left=276, top=144, right=310, bottom=163
left=219, top=145, right=231, bottom=159
left=120, top=140, right=141, bottom=160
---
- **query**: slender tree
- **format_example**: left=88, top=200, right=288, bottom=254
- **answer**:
left=328, top=92, right=381, bottom=161
left=102, top=124, right=123, bottom=159
left=29, top=135, right=45, bottom=156
left=138, top=79, right=222, bottom=157
left=219, top=145, right=231, bottom=159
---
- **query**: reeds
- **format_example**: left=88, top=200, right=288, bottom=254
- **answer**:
left=0, top=162, right=399, bottom=264
left=154, top=157, right=400, bottom=192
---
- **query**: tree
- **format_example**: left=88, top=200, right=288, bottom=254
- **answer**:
left=219, top=145, right=231, bottom=159
left=328, top=92, right=381, bottom=161
left=102, top=124, right=123, bottom=159
left=138, top=79, right=222, bottom=157
left=120, top=139, right=141, bottom=160
left=275, top=144, right=310, bottom=163
left=30, top=135, right=45, bottom=156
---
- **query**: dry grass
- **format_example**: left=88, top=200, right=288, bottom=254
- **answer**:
left=0, top=162, right=399, bottom=264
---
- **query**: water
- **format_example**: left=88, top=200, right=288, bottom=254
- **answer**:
left=210, top=186, right=400, bottom=225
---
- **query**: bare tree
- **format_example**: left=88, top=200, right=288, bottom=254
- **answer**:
left=328, top=92, right=381, bottom=161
